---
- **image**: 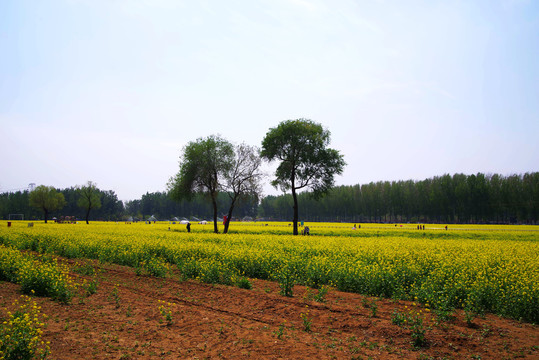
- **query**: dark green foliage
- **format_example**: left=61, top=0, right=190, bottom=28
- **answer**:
left=261, top=119, right=345, bottom=234
left=259, top=172, right=539, bottom=224
left=236, top=276, right=252, bottom=290
left=77, top=181, right=102, bottom=224
left=128, top=191, right=259, bottom=222
left=0, top=187, right=123, bottom=221
left=2, top=170, right=538, bottom=224
left=28, top=185, right=66, bottom=223
left=168, top=135, right=235, bottom=233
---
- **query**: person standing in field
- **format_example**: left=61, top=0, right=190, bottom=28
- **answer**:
left=186, top=222, right=191, bottom=233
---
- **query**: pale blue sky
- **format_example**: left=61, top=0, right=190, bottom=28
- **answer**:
left=1, top=0, right=538, bottom=201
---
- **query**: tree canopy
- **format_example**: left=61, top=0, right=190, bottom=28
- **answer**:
left=77, top=181, right=102, bottom=224
left=261, top=119, right=345, bottom=234
left=222, top=143, right=264, bottom=233
left=28, top=185, right=66, bottom=223
left=168, top=135, right=234, bottom=233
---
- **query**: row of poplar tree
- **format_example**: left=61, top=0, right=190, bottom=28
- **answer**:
left=1, top=172, right=537, bottom=224
left=260, top=172, right=539, bottom=224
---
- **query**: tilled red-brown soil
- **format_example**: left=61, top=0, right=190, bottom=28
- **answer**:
left=1, top=259, right=537, bottom=359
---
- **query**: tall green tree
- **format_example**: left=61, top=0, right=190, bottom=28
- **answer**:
left=168, top=135, right=234, bottom=233
left=98, top=190, right=124, bottom=221
left=29, top=185, right=66, bottom=223
left=261, top=119, right=345, bottom=235
left=77, top=181, right=102, bottom=224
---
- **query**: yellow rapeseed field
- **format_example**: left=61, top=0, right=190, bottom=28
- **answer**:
left=1, top=220, right=538, bottom=322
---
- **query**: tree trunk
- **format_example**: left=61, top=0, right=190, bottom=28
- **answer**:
left=44, top=208, right=48, bottom=224
left=223, top=196, right=237, bottom=234
left=211, top=192, right=219, bottom=233
left=292, top=187, right=299, bottom=235
left=224, top=207, right=233, bottom=234
left=85, top=208, right=90, bottom=225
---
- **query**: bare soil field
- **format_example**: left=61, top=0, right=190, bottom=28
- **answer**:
left=1, top=258, right=537, bottom=360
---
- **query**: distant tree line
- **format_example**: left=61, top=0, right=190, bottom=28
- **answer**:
left=0, top=187, right=258, bottom=222
left=260, top=172, right=539, bottom=224
left=0, top=186, right=123, bottom=222
left=124, top=191, right=259, bottom=221
left=1, top=172, right=537, bottom=224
